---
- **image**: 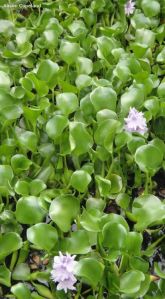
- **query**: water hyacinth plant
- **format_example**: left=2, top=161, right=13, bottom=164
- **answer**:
left=0, top=0, right=165, bottom=298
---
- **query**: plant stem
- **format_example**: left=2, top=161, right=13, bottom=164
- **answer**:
left=9, top=251, right=18, bottom=271
left=146, top=234, right=165, bottom=251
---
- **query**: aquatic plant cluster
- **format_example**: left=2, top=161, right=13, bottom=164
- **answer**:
left=0, top=0, right=165, bottom=298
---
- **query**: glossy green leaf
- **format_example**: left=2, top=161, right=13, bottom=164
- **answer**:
left=46, top=115, right=68, bottom=140
left=16, top=128, right=38, bottom=152
left=80, top=209, right=102, bottom=232
left=16, top=196, right=46, bottom=225
left=95, top=175, right=111, bottom=197
left=11, top=283, right=31, bottom=299
left=90, top=87, right=117, bottom=112
left=69, top=122, right=93, bottom=155
left=141, top=0, right=160, bottom=17
left=121, top=85, right=145, bottom=114
left=49, top=195, right=80, bottom=232
left=12, top=263, right=30, bottom=281
left=60, top=230, right=91, bottom=254
left=0, top=232, right=22, bottom=260
left=120, top=270, right=145, bottom=294
left=59, top=41, right=80, bottom=64
left=56, top=92, right=78, bottom=115
left=27, top=223, right=58, bottom=251
left=70, top=170, right=91, bottom=193
left=102, top=222, right=127, bottom=250
left=126, top=232, right=143, bottom=255
left=37, top=59, right=59, bottom=82
left=76, top=57, right=93, bottom=74
left=11, top=154, right=32, bottom=173
left=135, top=144, right=163, bottom=173
left=132, top=194, right=165, bottom=230
left=75, top=258, right=104, bottom=287
left=0, top=265, right=11, bottom=287
left=0, top=165, right=13, bottom=196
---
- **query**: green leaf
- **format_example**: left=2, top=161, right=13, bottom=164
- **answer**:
left=86, top=197, right=105, bottom=211
left=69, top=122, right=93, bottom=156
left=56, top=92, right=78, bottom=115
left=59, top=41, right=80, bottom=64
left=96, top=109, right=117, bottom=122
left=94, top=119, right=120, bottom=151
left=27, top=223, right=58, bottom=251
left=102, top=222, right=127, bottom=250
left=69, top=20, right=87, bottom=37
left=127, top=136, right=146, bottom=154
left=46, top=115, right=68, bottom=140
left=0, top=265, right=11, bottom=287
left=11, top=283, right=31, bottom=299
left=16, top=128, right=38, bottom=152
left=116, top=193, right=130, bottom=210
left=0, top=232, right=22, bottom=260
left=37, top=59, right=59, bottom=82
left=129, top=256, right=149, bottom=273
left=0, top=71, right=11, bottom=90
left=135, top=144, right=163, bottom=173
left=153, top=117, right=165, bottom=140
left=12, top=263, right=30, bottom=281
left=132, top=194, right=165, bottom=231
left=97, top=36, right=117, bottom=59
left=101, top=213, right=129, bottom=232
left=154, top=262, right=165, bottom=279
left=135, top=29, right=155, bottom=47
left=75, top=74, right=92, bottom=89
left=90, top=87, right=117, bottom=112
left=70, top=170, right=91, bottom=193
left=60, top=230, right=91, bottom=254
left=126, top=232, right=143, bottom=255
left=11, top=154, right=32, bottom=174
left=121, top=85, right=145, bottom=114
left=15, top=180, right=29, bottom=196
left=0, top=165, right=13, bottom=196
left=0, top=105, right=23, bottom=122
left=95, top=175, right=111, bottom=197
left=49, top=195, right=80, bottom=232
left=108, top=174, right=122, bottom=194
left=75, top=258, right=104, bottom=287
left=30, top=180, right=46, bottom=196
left=76, top=57, right=93, bottom=74
left=80, top=209, right=102, bottom=232
left=141, top=0, right=160, bottom=17
left=120, top=270, right=145, bottom=294
left=16, top=196, right=46, bottom=225
left=158, top=82, right=165, bottom=98
left=3, top=42, right=32, bottom=59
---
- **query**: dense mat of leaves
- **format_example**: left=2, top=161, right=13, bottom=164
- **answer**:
left=0, top=0, right=165, bottom=298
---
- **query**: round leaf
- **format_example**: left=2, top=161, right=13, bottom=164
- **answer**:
left=56, top=92, right=78, bottom=115
left=27, top=223, right=58, bottom=251
left=70, top=170, right=91, bottom=193
left=135, top=144, right=163, bottom=173
left=75, top=258, right=104, bottom=288
left=90, top=87, right=117, bottom=112
left=46, top=115, right=68, bottom=140
left=16, top=196, right=46, bottom=225
left=120, top=270, right=145, bottom=294
left=49, top=195, right=80, bottom=232
left=0, top=232, right=22, bottom=260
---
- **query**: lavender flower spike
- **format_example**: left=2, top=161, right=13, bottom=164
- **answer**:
left=51, top=252, right=78, bottom=293
left=124, top=107, right=148, bottom=134
left=124, top=0, right=135, bottom=16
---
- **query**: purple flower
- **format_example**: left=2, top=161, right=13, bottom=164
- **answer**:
left=51, top=252, right=78, bottom=293
left=124, top=0, right=135, bottom=16
left=124, top=107, right=148, bottom=134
